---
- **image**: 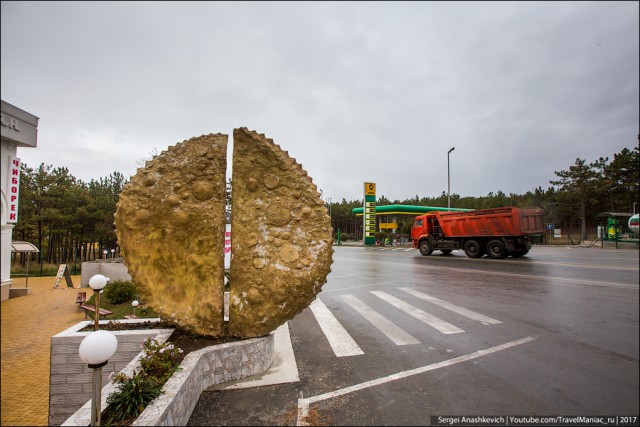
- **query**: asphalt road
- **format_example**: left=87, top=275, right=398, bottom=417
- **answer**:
left=188, top=245, right=639, bottom=426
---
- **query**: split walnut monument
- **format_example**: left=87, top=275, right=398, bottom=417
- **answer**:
left=115, top=128, right=334, bottom=338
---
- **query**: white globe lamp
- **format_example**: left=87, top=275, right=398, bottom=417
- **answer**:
left=79, top=330, right=118, bottom=426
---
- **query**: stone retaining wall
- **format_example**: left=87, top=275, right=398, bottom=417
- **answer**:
left=61, top=331, right=274, bottom=426
left=134, top=334, right=273, bottom=426
left=48, top=318, right=170, bottom=426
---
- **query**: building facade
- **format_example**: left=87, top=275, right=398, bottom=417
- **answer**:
left=1, top=100, right=39, bottom=301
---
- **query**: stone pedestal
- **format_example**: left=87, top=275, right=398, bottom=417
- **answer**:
left=9, top=286, right=32, bottom=299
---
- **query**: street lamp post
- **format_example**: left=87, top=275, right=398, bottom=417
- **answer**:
left=110, top=249, right=115, bottom=259
left=102, top=250, right=108, bottom=260
left=447, top=147, right=455, bottom=211
left=132, top=300, right=139, bottom=317
left=78, top=330, right=118, bottom=426
left=80, top=274, right=113, bottom=426
left=88, top=274, right=109, bottom=331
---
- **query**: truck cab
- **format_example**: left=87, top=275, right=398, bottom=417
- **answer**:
left=411, top=213, right=456, bottom=255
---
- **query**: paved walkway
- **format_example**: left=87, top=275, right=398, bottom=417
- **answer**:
left=1, top=276, right=85, bottom=426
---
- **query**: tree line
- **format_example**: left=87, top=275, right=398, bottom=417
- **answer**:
left=13, top=139, right=638, bottom=269
left=328, top=141, right=639, bottom=243
left=13, top=163, right=125, bottom=268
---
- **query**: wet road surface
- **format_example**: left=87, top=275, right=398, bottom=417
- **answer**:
left=189, top=245, right=639, bottom=425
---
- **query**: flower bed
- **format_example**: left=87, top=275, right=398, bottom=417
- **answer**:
left=60, top=321, right=274, bottom=426
left=49, top=318, right=172, bottom=426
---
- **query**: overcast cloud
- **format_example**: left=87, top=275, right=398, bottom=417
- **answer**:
left=2, top=1, right=638, bottom=203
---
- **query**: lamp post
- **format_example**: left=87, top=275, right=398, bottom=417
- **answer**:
left=132, top=300, right=139, bottom=317
left=102, top=249, right=108, bottom=260
left=447, top=147, right=455, bottom=211
left=89, top=274, right=109, bottom=331
left=79, top=330, right=118, bottom=426
left=110, top=249, right=115, bottom=259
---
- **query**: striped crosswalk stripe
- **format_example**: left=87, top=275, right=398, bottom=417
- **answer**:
left=340, top=295, right=420, bottom=345
left=370, top=291, right=465, bottom=334
left=309, top=299, right=364, bottom=357
left=399, top=288, right=501, bottom=325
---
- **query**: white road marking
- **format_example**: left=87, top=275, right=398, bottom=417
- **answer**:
left=399, top=288, right=502, bottom=325
left=403, top=248, right=413, bottom=252
left=340, top=294, right=420, bottom=345
left=371, top=291, right=465, bottom=334
left=309, top=298, right=364, bottom=357
left=297, top=336, right=536, bottom=425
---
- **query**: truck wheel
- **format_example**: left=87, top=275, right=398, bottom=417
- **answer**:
left=487, top=240, right=508, bottom=259
left=419, top=240, right=433, bottom=256
left=441, top=249, right=453, bottom=255
left=463, top=240, right=484, bottom=258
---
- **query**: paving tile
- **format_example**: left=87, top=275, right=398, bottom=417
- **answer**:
left=1, top=276, right=84, bottom=426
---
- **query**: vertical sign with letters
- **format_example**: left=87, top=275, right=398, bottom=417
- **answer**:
left=7, top=156, right=21, bottom=223
left=363, top=182, right=376, bottom=245
left=224, top=223, right=231, bottom=269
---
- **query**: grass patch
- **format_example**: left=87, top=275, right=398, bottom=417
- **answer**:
left=84, top=293, right=158, bottom=320
left=11, top=262, right=74, bottom=277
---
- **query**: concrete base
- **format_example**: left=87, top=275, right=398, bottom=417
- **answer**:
left=1, top=282, right=10, bottom=301
left=9, top=287, right=32, bottom=299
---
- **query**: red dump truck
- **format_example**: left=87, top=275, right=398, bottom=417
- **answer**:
left=411, top=207, right=545, bottom=258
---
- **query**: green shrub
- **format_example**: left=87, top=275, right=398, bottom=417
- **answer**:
left=104, top=373, right=162, bottom=424
left=104, top=338, right=183, bottom=424
left=104, top=280, right=137, bottom=304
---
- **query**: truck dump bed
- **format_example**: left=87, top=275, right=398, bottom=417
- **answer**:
left=437, top=207, right=544, bottom=238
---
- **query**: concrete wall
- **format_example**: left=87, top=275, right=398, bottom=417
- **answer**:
left=80, top=261, right=132, bottom=287
left=48, top=318, right=171, bottom=426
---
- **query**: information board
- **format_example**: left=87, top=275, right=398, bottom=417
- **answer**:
left=52, top=264, right=74, bottom=289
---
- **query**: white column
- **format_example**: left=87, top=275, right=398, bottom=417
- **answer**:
left=1, top=223, right=14, bottom=300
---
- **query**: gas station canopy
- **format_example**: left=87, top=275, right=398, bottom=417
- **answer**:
left=352, top=204, right=473, bottom=216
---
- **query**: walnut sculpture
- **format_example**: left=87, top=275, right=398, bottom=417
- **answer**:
left=115, top=134, right=228, bottom=337
left=229, top=128, right=333, bottom=337
left=115, top=129, right=333, bottom=338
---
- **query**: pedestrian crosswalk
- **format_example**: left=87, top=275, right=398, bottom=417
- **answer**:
left=371, top=291, right=466, bottom=334
left=309, top=288, right=502, bottom=357
left=309, top=299, right=364, bottom=357
left=341, top=294, right=420, bottom=346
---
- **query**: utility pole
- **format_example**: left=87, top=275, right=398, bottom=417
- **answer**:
left=448, top=147, right=455, bottom=211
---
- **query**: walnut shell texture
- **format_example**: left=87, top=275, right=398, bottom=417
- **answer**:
left=229, top=128, right=333, bottom=337
left=115, top=134, right=228, bottom=337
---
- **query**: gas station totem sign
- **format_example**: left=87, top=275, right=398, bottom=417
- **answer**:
left=364, top=182, right=376, bottom=245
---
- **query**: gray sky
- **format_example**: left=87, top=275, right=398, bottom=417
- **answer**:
left=2, top=1, right=638, bottom=203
